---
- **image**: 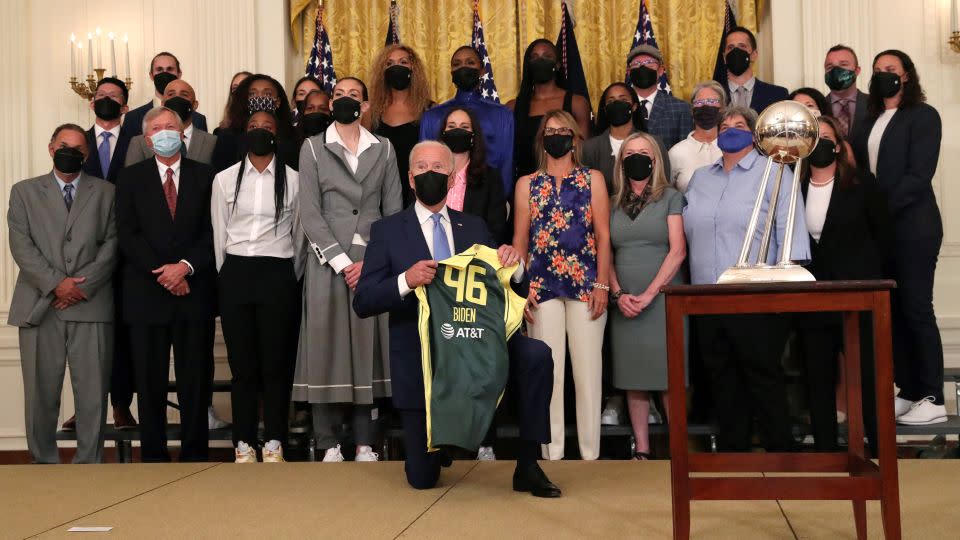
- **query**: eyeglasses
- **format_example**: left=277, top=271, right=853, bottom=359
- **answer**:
left=544, top=127, right=573, bottom=137
left=692, top=98, right=722, bottom=107
left=629, top=58, right=660, bottom=69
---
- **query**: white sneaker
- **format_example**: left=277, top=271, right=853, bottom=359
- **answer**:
left=235, top=441, right=257, bottom=463
left=894, top=397, right=914, bottom=418
left=322, top=444, right=344, bottom=463
left=355, top=445, right=380, bottom=462
left=477, top=446, right=496, bottom=461
left=836, top=410, right=847, bottom=424
left=262, top=440, right=284, bottom=463
left=897, top=396, right=947, bottom=425
left=601, top=396, right=624, bottom=425
left=208, top=406, right=230, bottom=430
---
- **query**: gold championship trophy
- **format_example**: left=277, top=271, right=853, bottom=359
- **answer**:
left=716, top=101, right=818, bottom=284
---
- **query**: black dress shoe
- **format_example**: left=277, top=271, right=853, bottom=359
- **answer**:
left=512, top=462, right=561, bottom=498
left=437, top=449, right=453, bottom=468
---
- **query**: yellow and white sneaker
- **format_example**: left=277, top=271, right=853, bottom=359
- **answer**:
left=263, top=440, right=285, bottom=463
left=235, top=441, right=257, bottom=463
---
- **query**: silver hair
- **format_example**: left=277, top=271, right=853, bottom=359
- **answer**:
left=142, top=106, right=184, bottom=134
left=409, top=140, right=455, bottom=173
left=690, top=80, right=729, bottom=106
left=719, top=106, right=758, bottom=132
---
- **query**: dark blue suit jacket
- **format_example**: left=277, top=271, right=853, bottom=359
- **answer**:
left=744, top=79, right=789, bottom=114
left=82, top=126, right=132, bottom=184
left=646, top=90, right=693, bottom=150
left=354, top=206, right=520, bottom=410
left=122, top=100, right=208, bottom=136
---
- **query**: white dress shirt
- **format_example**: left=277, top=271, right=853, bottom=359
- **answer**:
left=54, top=171, right=80, bottom=197
left=635, top=88, right=658, bottom=118
left=669, top=131, right=723, bottom=193
left=212, top=156, right=300, bottom=271
left=182, top=124, right=194, bottom=151
left=154, top=156, right=193, bottom=274
left=324, top=122, right=380, bottom=175
left=804, top=181, right=833, bottom=243
left=94, top=123, right=121, bottom=161
left=868, top=109, right=896, bottom=176
left=397, top=202, right=523, bottom=297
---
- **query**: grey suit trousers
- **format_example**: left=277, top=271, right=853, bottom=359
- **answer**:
left=19, top=312, right=112, bottom=464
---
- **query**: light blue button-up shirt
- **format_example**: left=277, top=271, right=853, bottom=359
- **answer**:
left=683, top=149, right=811, bottom=285
left=54, top=170, right=80, bottom=194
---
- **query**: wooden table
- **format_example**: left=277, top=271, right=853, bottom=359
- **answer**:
left=662, top=280, right=901, bottom=539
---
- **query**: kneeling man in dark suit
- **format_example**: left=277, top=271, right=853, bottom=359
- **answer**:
left=354, top=141, right=560, bottom=497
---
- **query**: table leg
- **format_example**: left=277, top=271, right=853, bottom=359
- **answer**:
left=843, top=312, right=867, bottom=539
left=666, top=301, right=690, bottom=540
left=872, top=295, right=902, bottom=539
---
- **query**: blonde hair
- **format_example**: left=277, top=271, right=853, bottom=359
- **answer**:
left=367, top=44, right=433, bottom=131
left=612, top=132, right=669, bottom=208
left=534, top=109, right=584, bottom=172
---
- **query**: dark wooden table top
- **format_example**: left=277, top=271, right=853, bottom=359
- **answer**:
left=662, top=280, right=896, bottom=296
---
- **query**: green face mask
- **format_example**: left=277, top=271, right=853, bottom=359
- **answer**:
left=825, top=67, right=856, bottom=91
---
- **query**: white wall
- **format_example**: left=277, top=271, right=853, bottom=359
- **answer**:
left=1, top=0, right=959, bottom=451
left=0, top=0, right=295, bottom=450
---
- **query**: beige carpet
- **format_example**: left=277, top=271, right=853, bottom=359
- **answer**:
left=5, top=460, right=957, bottom=539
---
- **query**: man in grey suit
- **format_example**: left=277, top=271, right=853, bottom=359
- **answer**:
left=7, top=124, right=118, bottom=463
left=126, top=79, right=216, bottom=166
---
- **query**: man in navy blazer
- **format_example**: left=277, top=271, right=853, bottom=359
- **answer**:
left=627, top=44, right=693, bottom=150
left=721, top=27, right=788, bottom=114
left=121, top=52, right=207, bottom=136
left=354, top=141, right=559, bottom=497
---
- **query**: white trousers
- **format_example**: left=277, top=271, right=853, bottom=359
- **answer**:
left=527, top=297, right=606, bottom=460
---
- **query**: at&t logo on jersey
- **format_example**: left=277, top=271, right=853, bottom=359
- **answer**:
left=440, top=322, right=485, bottom=340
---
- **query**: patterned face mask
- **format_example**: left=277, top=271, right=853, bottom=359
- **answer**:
left=248, top=95, right=278, bottom=114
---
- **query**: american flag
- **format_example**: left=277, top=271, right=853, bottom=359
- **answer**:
left=627, top=0, right=671, bottom=94
left=712, top=0, right=738, bottom=87
left=471, top=0, right=500, bottom=103
left=305, top=2, right=337, bottom=94
left=384, top=0, right=400, bottom=45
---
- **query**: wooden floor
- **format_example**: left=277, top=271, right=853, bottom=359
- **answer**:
left=2, top=460, right=957, bottom=539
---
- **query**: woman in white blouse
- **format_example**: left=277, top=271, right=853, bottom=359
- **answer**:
left=668, top=81, right=726, bottom=193
left=212, top=110, right=302, bottom=463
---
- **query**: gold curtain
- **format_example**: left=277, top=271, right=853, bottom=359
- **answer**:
left=290, top=0, right=762, bottom=103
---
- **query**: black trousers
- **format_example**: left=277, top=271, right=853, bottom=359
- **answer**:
left=891, top=214, right=944, bottom=403
left=401, top=334, right=553, bottom=489
left=130, top=320, right=214, bottom=462
left=109, top=279, right=134, bottom=409
left=219, top=255, right=300, bottom=446
left=795, top=313, right=878, bottom=455
left=696, top=314, right=795, bottom=452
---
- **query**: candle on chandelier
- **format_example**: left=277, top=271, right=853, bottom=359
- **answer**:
left=69, top=34, right=76, bottom=78
left=78, top=42, right=86, bottom=78
left=952, top=0, right=958, bottom=33
left=109, top=32, right=117, bottom=75
left=95, top=27, right=102, bottom=68
left=86, top=33, right=93, bottom=76
left=124, top=34, right=131, bottom=79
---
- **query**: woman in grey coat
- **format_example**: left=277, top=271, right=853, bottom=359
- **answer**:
left=293, top=77, right=403, bottom=462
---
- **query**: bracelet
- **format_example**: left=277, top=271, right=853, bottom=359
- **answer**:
left=592, top=282, right=610, bottom=291
left=611, top=289, right=624, bottom=301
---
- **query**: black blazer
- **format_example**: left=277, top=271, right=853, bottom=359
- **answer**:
left=581, top=129, right=672, bottom=195
left=116, top=157, right=216, bottom=324
left=82, top=126, right=132, bottom=184
left=122, top=100, right=208, bottom=136
left=852, top=103, right=941, bottom=220
left=727, top=78, right=789, bottom=113
left=801, top=170, right=891, bottom=281
left=462, top=165, right=508, bottom=244
left=842, top=90, right=871, bottom=143
left=353, top=206, right=525, bottom=410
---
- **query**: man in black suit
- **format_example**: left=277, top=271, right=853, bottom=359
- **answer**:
left=121, top=52, right=208, bottom=136
left=722, top=26, right=788, bottom=113
left=354, top=141, right=559, bottom=497
left=823, top=44, right=870, bottom=142
left=116, top=106, right=216, bottom=462
left=78, top=77, right=137, bottom=432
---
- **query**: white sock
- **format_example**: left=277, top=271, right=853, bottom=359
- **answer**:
left=265, top=440, right=281, bottom=452
left=237, top=441, right=251, bottom=453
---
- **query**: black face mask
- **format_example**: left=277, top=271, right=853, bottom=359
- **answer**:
left=301, top=112, right=332, bottom=137
left=529, top=58, right=557, bottom=84
left=725, top=48, right=751, bottom=76
left=543, top=134, right=574, bottom=159
left=414, top=171, right=450, bottom=206
left=692, top=106, right=721, bottom=130
left=152, top=72, right=178, bottom=95
left=623, top=154, right=654, bottom=182
left=441, top=128, right=474, bottom=154
left=604, top=100, right=634, bottom=127
left=164, top=96, right=193, bottom=122
left=824, top=67, right=857, bottom=91
left=331, top=97, right=362, bottom=124
left=384, top=65, right=412, bottom=91
left=452, top=67, right=481, bottom=91
left=870, top=71, right=902, bottom=99
left=246, top=128, right=276, bottom=157
left=53, top=147, right=84, bottom=174
left=629, top=66, right=658, bottom=89
left=807, top=138, right=838, bottom=168
left=93, top=97, right=122, bottom=121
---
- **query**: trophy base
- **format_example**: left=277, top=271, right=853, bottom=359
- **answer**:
left=716, top=264, right=816, bottom=284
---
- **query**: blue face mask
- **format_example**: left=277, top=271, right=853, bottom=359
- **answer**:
left=150, top=129, right=183, bottom=158
left=717, top=127, right=754, bottom=153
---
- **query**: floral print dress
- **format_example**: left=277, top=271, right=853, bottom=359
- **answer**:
left=527, top=166, right=598, bottom=303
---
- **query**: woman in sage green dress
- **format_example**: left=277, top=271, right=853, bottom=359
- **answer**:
left=608, top=132, right=688, bottom=460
